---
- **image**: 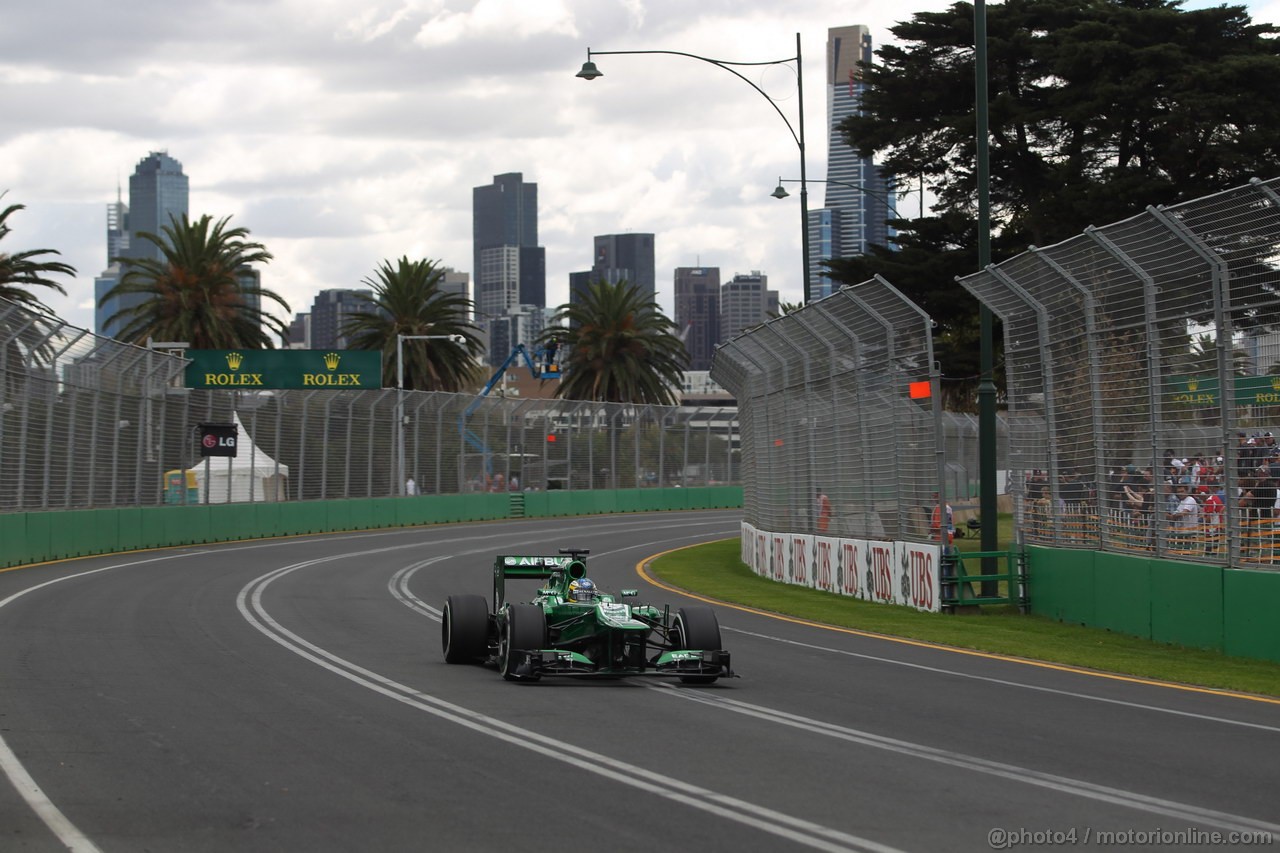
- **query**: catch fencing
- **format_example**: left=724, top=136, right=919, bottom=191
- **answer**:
left=959, top=176, right=1280, bottom=568
left=710, top=278, right=945, bottom=543
left=0, top=299, right=739, bottom=511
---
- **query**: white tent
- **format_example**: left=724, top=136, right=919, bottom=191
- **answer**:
left=194, top=414, right=289, bottom=503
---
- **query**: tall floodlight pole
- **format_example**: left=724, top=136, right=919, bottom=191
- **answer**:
left=976, top=0, right=999, bottom=590
left=577, top=34, right=811, bottom=302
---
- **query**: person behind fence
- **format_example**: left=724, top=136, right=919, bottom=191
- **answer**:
left=815, top=487, right=831, bottom=533
left=1238, top=469, right=1276, bottom=559
left=1199, top=484, right=1224, bottom=554
left=1122, top=466, right=1145, bottom=525
left=930, top=492, right=954, bottom=543
left=1165, top=483, right=1200, bottom=551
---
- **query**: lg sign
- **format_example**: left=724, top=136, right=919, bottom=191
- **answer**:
left=198, top=423, right=238, bottom=458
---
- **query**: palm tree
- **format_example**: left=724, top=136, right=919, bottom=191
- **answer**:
left=768, top=300, right=803, bottom=320
left=0, top=197, right=76, bottom=311
left=0, top=197, right=77, bottom=397
left=99, top=213, right=289, bottom=348
left=341, top=257, right=481, bottom=392
left=540, top=280, right=688, bottom=405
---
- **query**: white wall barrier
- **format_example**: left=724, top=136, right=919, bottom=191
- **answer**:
left=741, top=522, right=940, bottom=613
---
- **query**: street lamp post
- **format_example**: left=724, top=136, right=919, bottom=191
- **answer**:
left=772, top=177, right=903, bottom=298
left=577, top=35, right=812, bottom=302
left=396, top=333, right=464, bottom=496
left=975, top=0, right=998, bottom=589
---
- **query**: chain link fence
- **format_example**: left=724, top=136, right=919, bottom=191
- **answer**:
left=711, top=278, right=945, bottom=542
left=0, top=299, right=740, bottom=511
left=959, top=176, right=1280, bottom=568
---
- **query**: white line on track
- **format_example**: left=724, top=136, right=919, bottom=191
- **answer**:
left=0, top=553, right=193, bottom=853
left=241, top=542, right=902, bottom=853
left=642, top=682, right=1280, bottom=836
left=0, top=515, right=735, bottom=853
left=386, top=528, right=1280, bottom=834
left=725, top=626, right=1280, bottom=734
left=384, top=531, right=1277, bottom=840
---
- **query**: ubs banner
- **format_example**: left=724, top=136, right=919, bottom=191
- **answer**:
left=185, top=350, right=383, bottom=390
left=741, top=522, right=941, bottom=613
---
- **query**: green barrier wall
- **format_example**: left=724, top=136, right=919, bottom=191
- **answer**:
left=1027, top=545, right=1280, bottom=663
left=0, top=486, right=743, bottom=571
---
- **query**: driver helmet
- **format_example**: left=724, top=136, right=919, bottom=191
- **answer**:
left=567, top=578, right=597, bottom=602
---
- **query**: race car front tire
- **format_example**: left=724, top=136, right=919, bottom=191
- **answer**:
left=499, top=604, right=548, bottom=682
left=442, top=594, right=489, bottom=664
left=672, top=606, right=722, bottom=685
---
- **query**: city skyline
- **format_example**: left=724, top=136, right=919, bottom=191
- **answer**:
left=4, top=0, right=1275, bottom=335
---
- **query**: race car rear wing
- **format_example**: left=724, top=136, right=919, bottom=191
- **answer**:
left=493, top=553, right=587, bottom=609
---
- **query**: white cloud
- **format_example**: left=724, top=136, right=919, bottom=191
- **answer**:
left=2, top=0, right=1276, bottom=336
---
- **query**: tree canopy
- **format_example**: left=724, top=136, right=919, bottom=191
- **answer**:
left=0, top=196, right=76, bottom=312
left=100, top=213, right=289, bottom=348
left=830, top=0, right=1280, bottom=406
left=844, top=0, right=1280, bottom=247
left=341, top=256, right=481, bottom=392
left=540, top=280, right=689, bottom=405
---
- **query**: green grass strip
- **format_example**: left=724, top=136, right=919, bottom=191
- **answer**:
left=650, top=538, right=1280, bottom=699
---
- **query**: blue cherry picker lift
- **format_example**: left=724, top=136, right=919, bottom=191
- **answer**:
left=459, top=341, right=563, bottom=479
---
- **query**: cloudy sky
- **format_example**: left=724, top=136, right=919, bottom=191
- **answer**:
left=4, top=0, right=1278, bottom=335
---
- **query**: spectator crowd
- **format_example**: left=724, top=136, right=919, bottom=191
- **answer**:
left=1023, top=430, right=1280, bottom=561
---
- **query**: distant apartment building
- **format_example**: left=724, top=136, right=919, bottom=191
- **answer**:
left=720, top=272, right=776, bottom=343
left=309, top=289, right=374, bottom=350
left=674, top=267, right=721, bottom=371
left=486, top=304, right=553, bottom=368
left=285, top=313, right=311, bottom=349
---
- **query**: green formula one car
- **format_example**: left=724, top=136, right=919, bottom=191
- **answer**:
left=441, top=548, right=733, bottom=683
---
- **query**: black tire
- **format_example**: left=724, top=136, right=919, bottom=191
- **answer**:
left=442, top=595, right=489, bottom=664
left=499, top=604, right=547, bottom=682
left=672, top=606, right=722, bottom=685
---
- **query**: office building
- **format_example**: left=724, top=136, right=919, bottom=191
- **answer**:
left=591, top=233, right=656, bottom=302
left=439, top=268, right=471, bottom=313
left=285, top=313, right=311, bottom=349
left=720, top=272, right=775, bottom=343
left=473, top=173, right=546, bottom=361
left=486, top=304, right=551, bottom=368
left=473, top=173, right=543, bottom=312
left=807, top=25, right=895, bottom=301
left=97, top=154, right=190, bottom=338
left=309, top=289, right=374, bottom=350
left=674, top=267, right=721, bottom=371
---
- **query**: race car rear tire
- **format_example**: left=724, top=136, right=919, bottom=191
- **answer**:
left=442, top=594, right=489, bottom=664
left=672, top=606, right=722, bottom=685
left=500, top=604, right=547, bottom=682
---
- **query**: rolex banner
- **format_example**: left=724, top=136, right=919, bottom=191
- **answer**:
left=184, top=350, right=383, bottom=390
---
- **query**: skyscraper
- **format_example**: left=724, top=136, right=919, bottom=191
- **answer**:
left=93, top=185, right=130, bottom=336
left=674, top=267, right=721, bottom=371
left=127, top=151, right=189, bottom=264
left=591, top=233, right=656, bottom=302
left=807, top=25, right=895, bottom=301
left=473, top=173, right=545, bottom=359
left=97, top=152, right=189, bottom=338
left=473, top=173, right=543, bottom=313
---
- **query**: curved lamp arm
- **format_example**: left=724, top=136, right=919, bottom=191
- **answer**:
left=579, top=47, right=802, bottom=152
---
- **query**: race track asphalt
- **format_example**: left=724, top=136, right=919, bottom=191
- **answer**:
left=1, top=510, right=1276, bottom=852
